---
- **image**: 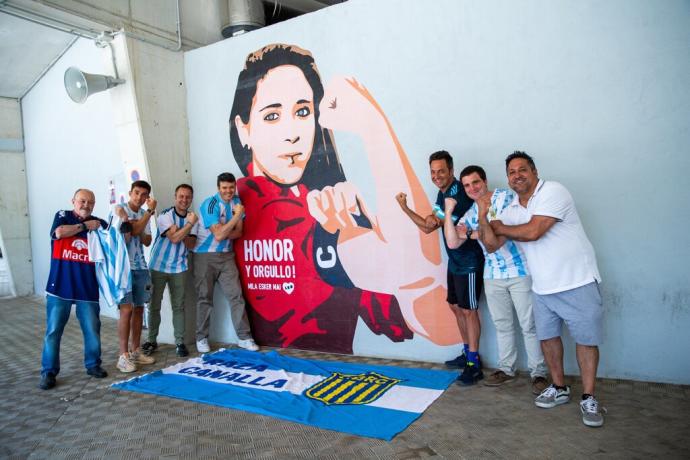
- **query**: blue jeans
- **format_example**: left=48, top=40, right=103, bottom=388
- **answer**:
left=41, top=295, right=102, bottom=376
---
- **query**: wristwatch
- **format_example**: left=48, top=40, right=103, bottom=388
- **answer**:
left=466, top=228, right=473, bottom=239
left=80, top=222, right=87, bottom=232
left=146, top=208, right=155, bottom=215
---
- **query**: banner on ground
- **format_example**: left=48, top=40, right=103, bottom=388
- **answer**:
left=112, top=349, right=456, bottom=440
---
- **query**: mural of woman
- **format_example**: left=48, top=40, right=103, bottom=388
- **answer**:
left=230, top=44, right=459, bottom=354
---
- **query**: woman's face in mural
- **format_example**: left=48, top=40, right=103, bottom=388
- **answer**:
left=236, top=65, right=316, bottom=185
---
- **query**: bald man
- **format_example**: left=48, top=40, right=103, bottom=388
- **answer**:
left=40, top=189, right=109, bottom=390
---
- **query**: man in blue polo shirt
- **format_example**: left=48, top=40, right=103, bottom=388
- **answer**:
left=396, top=151, right=485, bottom=385
left=142, top=184, right=199, bottom=357
left=192, top=172, right=258, bottom=353
left=40, top=189, right=108, bottom=390
left=444, top=165, right=548, bottom=395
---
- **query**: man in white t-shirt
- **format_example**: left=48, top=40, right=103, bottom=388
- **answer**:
left=490, top=151, right=605, bottom=428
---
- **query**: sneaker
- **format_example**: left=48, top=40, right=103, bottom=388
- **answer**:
left=176, top=343, right=189, bottom=357
left=117, top=353, right=137, bottom=373
left=444, top=354, right=468, bottom=369
left=484, top=370, right=515, bottom=387
left=531, top=376, right=549, bottom=395
left=86, top=366, right=108, bottom=378
left=196, top=338, right=210, bottom=353
left=457, top=363, right=484, bottom=386
left=39, top=373, right=56, bottom=390
left=131, top=349, right=156, bottom=365
left=237, top=338, right=259, bottom=351
left=535, top=384, right=571, bottom=408
left=141, top=341, right=158, bottom=356
left=580, top=396, right=606, bottom=427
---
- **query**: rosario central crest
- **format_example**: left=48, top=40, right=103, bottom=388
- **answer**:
left=305, top=371, right=401, bottom=405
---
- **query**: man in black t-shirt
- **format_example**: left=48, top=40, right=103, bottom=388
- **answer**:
left=396, top=151, right=485, bottom=385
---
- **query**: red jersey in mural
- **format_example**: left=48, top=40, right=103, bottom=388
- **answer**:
left=234, top=175, right=413, bottom=354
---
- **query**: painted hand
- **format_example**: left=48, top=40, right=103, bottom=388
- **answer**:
left=307, top=181, right=380, bottom=244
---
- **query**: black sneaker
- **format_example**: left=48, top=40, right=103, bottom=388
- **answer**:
left=176, top=343, right=189, bottom=357
left=39, top=373, right=56, bottom=390
left=444, top=354, right=468, bottom=369
left=457, top=363, right=484, bottom=386
left=142, top=341, right=158, bottom=356
left=86, top=366, right=108, bottom=378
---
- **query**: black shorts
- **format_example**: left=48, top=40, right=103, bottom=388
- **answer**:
left=447, top=270, right=483, bottom=310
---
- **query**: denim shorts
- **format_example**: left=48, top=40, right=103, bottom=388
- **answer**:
left=119, top=269, right=152, bottom=307
left=532, top=281, right=603, bottom=346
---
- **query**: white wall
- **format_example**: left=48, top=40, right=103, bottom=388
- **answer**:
left=23, top=38, right=123, bottom=318
left=0, top=97, right=33, bottom=296
left=185, top=0, right=690, bottom=383
left=22, top=34, right=196, bottom=344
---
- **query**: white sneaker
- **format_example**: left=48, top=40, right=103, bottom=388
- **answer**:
left=535, top=384, right=571, bottom=408
left=237, top=338, right=259, bottom=351
left=580, top=396, right=606, bottom=427
left=196, top=338, right=210, bottom=353
left=117, top=353, right=137, bottom=373
left=130, top=349, right=155, bottom=365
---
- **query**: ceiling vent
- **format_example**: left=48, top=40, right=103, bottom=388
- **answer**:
left=222, top=0, right=265, bottom=38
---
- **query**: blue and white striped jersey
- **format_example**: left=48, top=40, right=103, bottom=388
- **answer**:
left=461, top=189, right=529, bottom=280
left=110, top=203, right=151, bottom=269
left=87, top=218, right=131, bottom=307
left=149, top=207, right=198, bottom=273
left=193, top=193, right=242, bottom=254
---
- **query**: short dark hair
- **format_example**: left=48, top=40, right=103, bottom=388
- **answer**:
left=429, top=150, right=453, bottom=170
left=459, top=165, right=487, bottom=182
left=175, top=183, right=194, bottom=194
left=130, top=180, right=151, bottom=192
left=217, top=172, right=236, bottom=187
left=505, top=151, right=536, bottom=171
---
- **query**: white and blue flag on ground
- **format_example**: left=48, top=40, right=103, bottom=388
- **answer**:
left=112, top=349, right=456, bottom=440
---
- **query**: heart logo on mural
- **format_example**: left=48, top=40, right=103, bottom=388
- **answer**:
left=282, top=282, right=294, bottom=295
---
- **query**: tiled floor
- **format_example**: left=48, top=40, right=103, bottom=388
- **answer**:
left=1, top=296, right=689, bottom=459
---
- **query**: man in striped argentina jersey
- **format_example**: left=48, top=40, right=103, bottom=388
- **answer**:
left=191, top=172, right=258, bottom=353
left=112, top=180, right=157, bottom=373
left=444, top=165, right=548, bottom=395
left=142, top=184, right=199, bottom=358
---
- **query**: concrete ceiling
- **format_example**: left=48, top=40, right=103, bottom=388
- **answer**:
left=0, top=0, right=344, bottom=100
left=0, top=11, right=76, bottom=99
